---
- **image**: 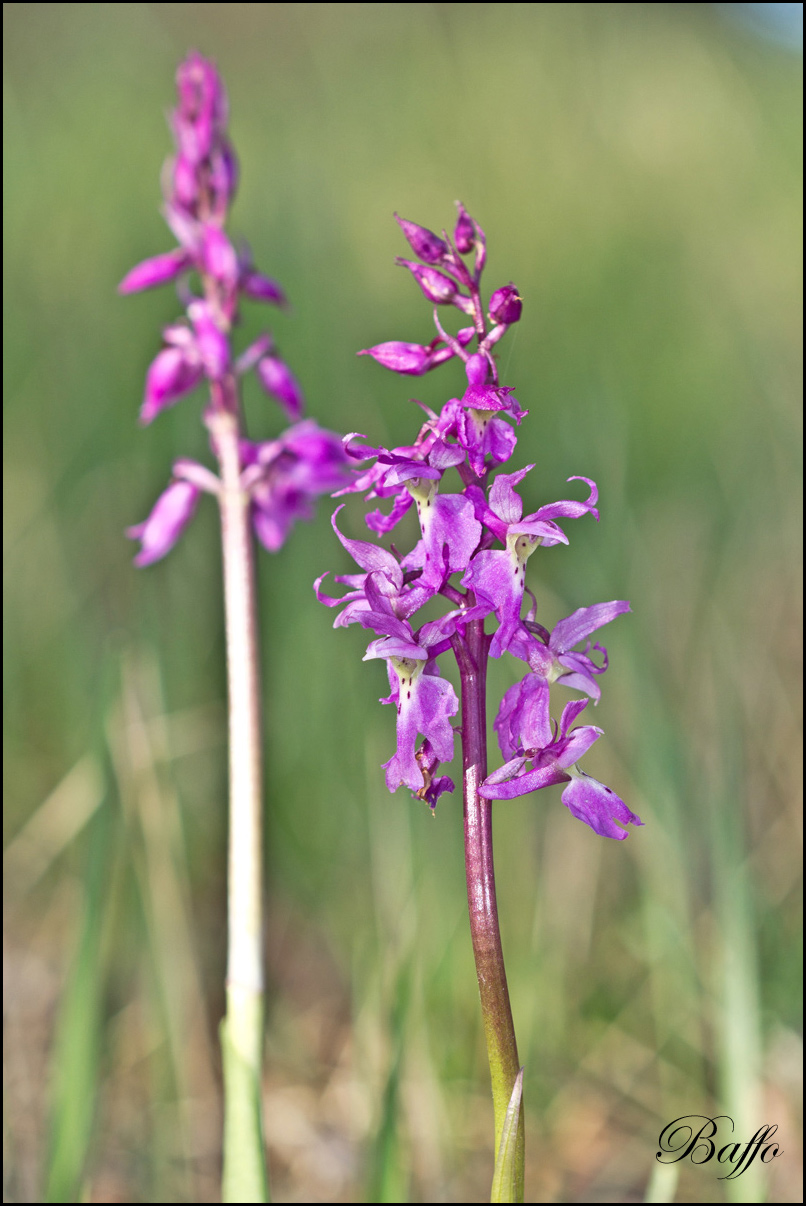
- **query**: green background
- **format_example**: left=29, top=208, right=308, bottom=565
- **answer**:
left=4, top=4, right=802, bottom=1202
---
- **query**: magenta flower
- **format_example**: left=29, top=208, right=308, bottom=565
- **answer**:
left=481, top=699, right=643, bottom=841
left=462, top=468, right=599, bottom=657
left=364, top=615, right=459, bottom=796
left=314, top=506, right=433, bottom=624
left=241, top=422, right=348, bottom=552
left=509, top=599, right=631, bottom=701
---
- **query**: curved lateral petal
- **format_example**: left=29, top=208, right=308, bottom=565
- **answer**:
left=480, top=761, right=569, bottom=799
left=331, top=506, right=402, bottom=577
left=550, top=600, right=630, bottom=653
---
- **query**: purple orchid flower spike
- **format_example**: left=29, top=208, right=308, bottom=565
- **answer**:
left=318, top=204, right=635, bottom=1195
left=320, top=205, right=631, bottom=831
left=120, top=52, right=352, bottom=1199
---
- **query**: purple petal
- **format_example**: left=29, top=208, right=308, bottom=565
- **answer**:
left=365, top=635, right=425, bottom=661
left=480, top=760, right=569, bottom=799
left=235, top=333, right=274, bottom=375
left=140, top=346, right=203, bottom=424
left=330, top=506, right=403, bottom=577
left=127, top=480, right=200, bottom=566
left=488, top=284, right=522, bottom=325
left=461, top=549, right=526, bottom=658
left=163, top=203, right=201, bottom=255
left=396, top=258, right=457, bottom=304
left=558, top=697, right=591, bottom=737
left=553, top=723, right=603, bottom=767
left=461, top=382, right=519, bottom=412
left=508, top=517, right=568, bottom=547
left=118, top=248, right=189, bottom=294
left=248, top=423, right=348, bottom=551
left=494, top=674, right=552, bottom=760
left=365, top=491, right=414, bottom=536
left=428, top=439, right=466, bottom=470
left=561, top=775, right=643, bottom=840
left=394, top=214, right=449, bottom=264
left=201, top=224, right=238, bottom=288
left=240, top=269, right=286, bottom=307
left=414, top=492, right=482, bottom=588
left=383, top=667, right=458, bottom=793
left=550, top=601, right=630, bottom=653
left=555, top=655, right=603, bottom=702
left=358, top=341, right=432, bottom=375
left=488, top=466, right=534, bottom=523
left=187, top=300, right=230, bottom=379
left=533, top=478, right=599, bottom=525
left=454, top=202, right=475, bottom=254
left=251, top=498, right=301, bottom=551
left=256, top=356, right=304, bottom=421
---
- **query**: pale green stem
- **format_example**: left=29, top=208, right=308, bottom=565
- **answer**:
left=209, top=388, right=269, bottom=1203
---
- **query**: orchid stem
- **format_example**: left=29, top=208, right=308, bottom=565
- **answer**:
left=212, top=390, right=270, bottom=1203
left=456, top=618, right=525, bottom=1203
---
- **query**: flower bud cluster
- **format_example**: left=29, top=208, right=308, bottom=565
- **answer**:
left=122, top=52, right=346, bottom=565
left=319, top=206, right=640, bottom=839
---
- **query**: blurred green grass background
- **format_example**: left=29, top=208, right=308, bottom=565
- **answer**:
left=3, top=3, right=802, bottom=1202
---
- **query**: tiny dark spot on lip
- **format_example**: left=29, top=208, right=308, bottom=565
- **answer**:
left=407, top=690, right=411, bottom=699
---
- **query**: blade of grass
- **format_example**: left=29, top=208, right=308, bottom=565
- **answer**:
left=490, top=1068, right=524, bottom=1204
left=44, top=797, right=111, bottom=1202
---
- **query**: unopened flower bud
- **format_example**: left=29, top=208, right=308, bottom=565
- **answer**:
left=188, top=300, right=230, bottom=379
left=488, top=284, right=522, bottom=326
left=256, top=356, right=304, bottom=421
left=171, top=151, right=199, bottom=210
left=396, top=258, right=457, bottom=304
left=465, top=353, right=490, bottom=386
left=454, top=202, right=475, bottom=254
left=240, top=270, right=286, bottom=307
left=202, top=224, right=238, bottom=289
left=208, top=143, right=238, bottom=214
left=358, top=341, right=431, bottom=375
left=175, top=52, right=228, bottom=160
left=141, top=346, right=203, bottom=424
left=395, top=214, right=449, bottom=265
left=118, top=248, right=189, bottom=294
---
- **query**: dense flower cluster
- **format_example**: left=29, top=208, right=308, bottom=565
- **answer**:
left=122, top=51, right=345, bottom=565
left=319, top=207, right=640, bottom=839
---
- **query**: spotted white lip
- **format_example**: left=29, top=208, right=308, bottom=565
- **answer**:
left=505, top=530, right=542, bottom=584
left=389, top=654, right=425, bottom=684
